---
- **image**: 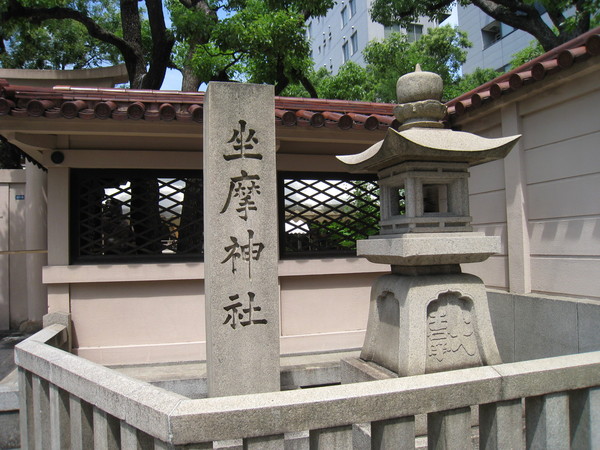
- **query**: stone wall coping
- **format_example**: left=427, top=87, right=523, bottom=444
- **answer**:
left=41, top=258, right=387, bottom=284
left=15, top=325, right=600, bottom=445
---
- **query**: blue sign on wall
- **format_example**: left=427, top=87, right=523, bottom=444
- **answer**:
left=15, top=195, right=25, bottom=200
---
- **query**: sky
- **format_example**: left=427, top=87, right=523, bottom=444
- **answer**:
left=161, top=69, right=184, bottom=91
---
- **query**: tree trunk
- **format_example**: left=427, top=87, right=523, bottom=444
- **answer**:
left=181, top=45, right=202, bottom=92
left=130, top=179, right=165, bottom=254
left=120, top=0, right=147, bottom=88
left=178, top=177, right=204, bottom=254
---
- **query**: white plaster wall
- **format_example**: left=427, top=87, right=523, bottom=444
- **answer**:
left=462, top=66, right=600, bottom=301
left=49, top=260, right=384, bottom=365
left=70, top=280, right=206, bottom=364
left=8, top=182, right=27, bottom=328
left=0, top=170, right=28, bottom=330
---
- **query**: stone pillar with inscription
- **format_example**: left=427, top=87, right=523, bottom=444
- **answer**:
left=203, top=82, right=280, bottom=398
left=338, top=67, right=521, bottom=442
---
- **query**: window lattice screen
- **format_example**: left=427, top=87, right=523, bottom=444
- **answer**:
left=71, top=170, right=380, bottom=263
left=71, top=170, right=203, bottom=263
left=279, top=173, right=380, bottom=258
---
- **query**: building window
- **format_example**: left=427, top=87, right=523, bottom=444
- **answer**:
left=71, top=169, right=204, bottom=264
left=307, top=21, right=312, bottom=41
left=383, top=24, right=401, bottom=39
left=350, top=31, right=358, bottom=55
left=497, top=63, right=511, bottom=73
left=341, top=6, right=348, bottom=28
left=349, top=0, right=356, bottom=17
left=279, top=172, right=380, bottom=258
left=482, top=20, right=502, bottom=49
left=406, top=23, right=423, bottom=43
left=342, top=41, right=350, bottom=63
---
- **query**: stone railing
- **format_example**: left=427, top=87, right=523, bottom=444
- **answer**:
left=16, top=324, right=600, bottom=449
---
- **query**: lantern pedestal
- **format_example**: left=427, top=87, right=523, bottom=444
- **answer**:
left=359, top=268, right=501, bottom=377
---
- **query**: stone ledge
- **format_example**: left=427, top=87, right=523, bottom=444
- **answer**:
left=357, top=232, right=500, bottom=265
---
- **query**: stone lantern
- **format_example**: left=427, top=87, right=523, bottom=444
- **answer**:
left=338, top=67, right=520, bottom=377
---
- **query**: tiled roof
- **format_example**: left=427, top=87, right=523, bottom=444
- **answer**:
left=446, top=26, right=600, bottom=120
left=0, top=80, right=397, bottom=132
left=0, top=27, right=598, bottom=129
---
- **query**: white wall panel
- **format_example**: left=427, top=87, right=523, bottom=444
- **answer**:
left=525, top=131, right=600, bottom=184
left=531, top=257, right=600, bottom=300
left=470, top=189, right=507, bottom=224
left=70, top=280, right=205, bottom=348
left=463, top=255, right=508, bottom=290
left=529, top=217, right=600, bottom=256
left=470, top=159, right=506, bottom=194
left=527, top=174, right=600, bottom=220
left=280, top=273, right=373, bottom=336
left=522, top=88, right=600, bottom=150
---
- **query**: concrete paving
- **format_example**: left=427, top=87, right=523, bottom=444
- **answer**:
left=0, top=331, right=25, bottom=450
left=0, top=331, right=28, bottom=381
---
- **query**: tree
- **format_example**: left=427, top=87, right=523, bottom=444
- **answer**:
left=0, top=0, right=332, bottom=93
left=319, top=180, right=381, bottom=249
left=0, top=14, right=120, bottom=70
left=369, top=0, right=600, bottom=52
left=443, top=67, right=501, bottom=100
left=509, top=40, right=544, bottom=69
left=0, top=0, right=172, bottom=89
left=364, top=25, right=471, bottom=101
left=283, top=25, right=475, bottom=102
left=0, top=137, right=22, bottom=169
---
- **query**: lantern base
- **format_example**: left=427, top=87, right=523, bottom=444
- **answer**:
left=359, top=271, right=501, bottom=377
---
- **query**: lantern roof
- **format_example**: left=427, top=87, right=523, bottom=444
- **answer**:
left=337, top=127, right=520, bottom=172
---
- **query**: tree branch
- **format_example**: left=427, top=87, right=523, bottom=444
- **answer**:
left=144, top=0, right=175, bottom=89
left=273, top=57, right=289, bottom=95
left=371, top=0, right=453, bottom=27
left=471, top=0, right=560, bottom=51
left=299, top=74, right=318, bottom=98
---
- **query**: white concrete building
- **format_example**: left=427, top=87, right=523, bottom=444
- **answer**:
left=458, top=4, right=539, bottom=74
left=307, top=0, right=438, bottom=74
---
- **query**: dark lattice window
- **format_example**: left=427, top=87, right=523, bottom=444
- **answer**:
left=71, top=170, right=380, bottom=264
left=71, top=170, right=203, bottom=263
left=279, top=172, right=380, bottom=258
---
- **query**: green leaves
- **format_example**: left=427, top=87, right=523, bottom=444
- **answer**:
left=316, top=62, right=374, bottom=101
left=370, top=0, right=454, bottom=28
left=0, top=0, right=122, bottom=70
left=509, top=39, right=543, bottom=69
left=363, top=26, right=471, bottom=102
left=282, top=26, right=473, bottom=102
left=443, top=67, right=501, bottom=100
